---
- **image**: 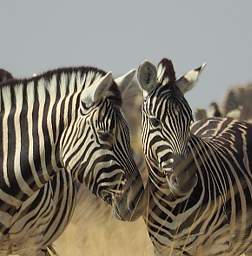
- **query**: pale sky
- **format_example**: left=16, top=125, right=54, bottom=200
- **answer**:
left=1, top=0, right=252, bottom=110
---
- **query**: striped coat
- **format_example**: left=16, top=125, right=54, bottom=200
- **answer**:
left=0, top=66, right=143, bottom=255
left=137, top=58, right=252, bottom=256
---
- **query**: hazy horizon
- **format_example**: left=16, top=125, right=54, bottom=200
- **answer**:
left=1, top=0, right=252, bottom=110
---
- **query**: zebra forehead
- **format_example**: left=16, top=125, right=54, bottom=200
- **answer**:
left=147, top=82, right=183, bottom=98
left=144, top=85, right=192, bottom=118
left=145, top=85, right=180, bottom=106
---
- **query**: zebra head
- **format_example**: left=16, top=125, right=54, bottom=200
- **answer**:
left=137, top=58, right=205, bottom=196
left=61, top=69, right=144, bottom=221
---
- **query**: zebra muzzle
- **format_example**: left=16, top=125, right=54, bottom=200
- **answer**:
left=162, top=154, right=198, bottom=196
left=112, top=172, right=145, bottom=221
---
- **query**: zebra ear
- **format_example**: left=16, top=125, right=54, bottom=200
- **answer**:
left=137, top=60, right=157, bottom=97
left=81, top=72, right=113, bottom=108
left=157, top=58, right=176, bottom=84
left=115, top=69, right=136, bottom=94
left=176, top=63, right=206, bottom=94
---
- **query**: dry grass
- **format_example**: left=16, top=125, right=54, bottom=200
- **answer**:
left=55, top=188, right=153, bottom=256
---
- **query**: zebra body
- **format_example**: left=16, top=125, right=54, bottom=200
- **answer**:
left=137, top=59, right=252, bottom=255
left=145, top=118, right=252, bottom=256
left=0, top=66, right=143, bottom=255
left=0, top=171, right=77, bottom=255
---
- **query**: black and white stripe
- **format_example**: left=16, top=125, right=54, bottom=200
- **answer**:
left=0, top=66, right=144, bottom=255
left=137, top=58, right=252, bottom=256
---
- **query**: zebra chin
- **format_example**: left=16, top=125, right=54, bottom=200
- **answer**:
left=111, top=173, right=145, bottom=221
left=165, top=169, right=198, bottom=196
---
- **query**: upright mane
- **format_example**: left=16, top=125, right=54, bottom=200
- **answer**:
left=0, top=66, right=106, bottom=88
left=0, top=66, right=122, bottom=106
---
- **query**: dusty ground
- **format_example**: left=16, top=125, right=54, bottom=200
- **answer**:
left=55, top=188, right=153, bottom=256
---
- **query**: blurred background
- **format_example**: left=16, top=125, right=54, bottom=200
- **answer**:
left=1, top=0, right=252, bottom=110
left=1, top=0, right=252, bottom=255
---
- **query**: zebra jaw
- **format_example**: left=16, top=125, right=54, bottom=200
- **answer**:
left=111, top=174, right=145, bottom=221
left=103, top=180, right=127, bottom=204
left=111, top=183, right=127, bottom=200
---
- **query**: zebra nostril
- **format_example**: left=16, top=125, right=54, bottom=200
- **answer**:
left=170, top=174, right=179, bottom=185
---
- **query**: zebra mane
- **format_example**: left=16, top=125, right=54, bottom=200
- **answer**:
left=0, top=66, right=122, bottom=106
left=157, top=58, right=176, bottom=85
left=0, top=66, right=106, bottom=88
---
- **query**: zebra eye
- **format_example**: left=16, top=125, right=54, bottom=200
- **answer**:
left=150, top=117, right=160, bottom=127
left=98, top=131, right=113, bottom=142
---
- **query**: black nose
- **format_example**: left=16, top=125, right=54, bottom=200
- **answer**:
left=172, top=154, right=185, bottom=166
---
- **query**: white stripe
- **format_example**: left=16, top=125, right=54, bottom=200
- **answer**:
left=2, top=86, right=11, bottom=187
left=62, top=73, right=71, bottom=126
left=0, top=188, right=22, bottom=209
left=61, top=121, right=76, bottom=161
left=0, top=211, right=13, bottom=227
left=37, top=79, right=50, bottom=182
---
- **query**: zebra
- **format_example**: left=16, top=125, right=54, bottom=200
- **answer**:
left=0, top=69, right=76, bottom=256
left=194, top=103, right=243, bottom=122
left=136, top=58, right=252, bottom=256
left=0, top=65, right=144, bottom=255
left=207, top=102, right=222, bottom=118
left=194, top=102, right=222, bottom=122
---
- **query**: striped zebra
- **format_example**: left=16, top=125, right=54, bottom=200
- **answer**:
left=0, top=65, right=144, bottom=255
left=136, top=58, right=252, bottom=256
left=0, top=69, right=79, bottom=256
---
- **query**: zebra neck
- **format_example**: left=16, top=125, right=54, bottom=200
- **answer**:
left=0, top=71, right=87, bottom=201
left=146, top=135, right=207, bottom=208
